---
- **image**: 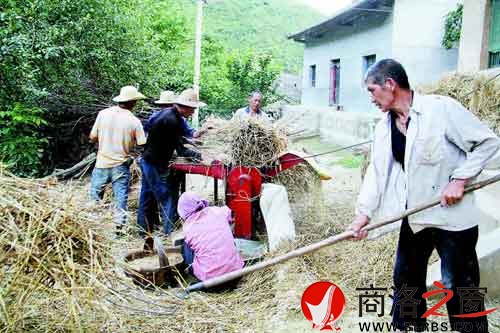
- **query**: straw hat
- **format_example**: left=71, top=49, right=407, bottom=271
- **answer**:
left=112, top=86, right=146, bottom=103
left=155, top=90, right=177, bottom=105
left=174, top=88, right=206, bottom=108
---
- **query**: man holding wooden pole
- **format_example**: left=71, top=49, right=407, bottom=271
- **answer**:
left=348, top=59, right=500, bottom=332
left=137, top=88, right=205, bottom=237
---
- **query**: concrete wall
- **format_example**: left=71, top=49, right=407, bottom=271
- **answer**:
left=319, top=110, right=380, bottom=146
left=274, top=73, right=302, bottom=103
left=279, top=105, right=322, bottom=136
left=458, top=0, right=492, bottom=72
left=300, top=13, right=393, bottom=112
left=391, top=0, right=461, bottom=87
left=279, top=105, right=380, bottom=146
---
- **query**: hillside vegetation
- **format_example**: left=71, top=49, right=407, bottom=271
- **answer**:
left=181, top=0, right=324, bottom=73
left=1, top=0, right=325, bottom=176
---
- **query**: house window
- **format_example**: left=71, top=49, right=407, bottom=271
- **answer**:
left=330, top=59, right=340, bottom=105
left=490, top=51, right=500, bottom=67
left=363, top=54, right=377, bottom=73
left=489, top=0, right=500, bottom=68
left=309, top=65, right=317, bottom=87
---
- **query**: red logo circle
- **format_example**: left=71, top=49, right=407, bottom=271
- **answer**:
left=301, top=281, right=346, bottom=331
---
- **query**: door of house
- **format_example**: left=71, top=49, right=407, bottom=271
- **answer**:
left=330, top=59, right=340, bottom=105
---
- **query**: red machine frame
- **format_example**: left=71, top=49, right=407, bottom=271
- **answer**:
left=171, top=153, right=305, bottom=239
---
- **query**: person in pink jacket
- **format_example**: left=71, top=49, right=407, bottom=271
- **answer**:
left=178, top=191, right=244, bottom=284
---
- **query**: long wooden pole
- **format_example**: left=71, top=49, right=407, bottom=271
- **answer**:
left=185, top=173, right=500, bottom=293
left=192, top=0, right=204, bottom=130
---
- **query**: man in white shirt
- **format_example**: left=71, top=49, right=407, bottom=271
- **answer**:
left=348, top=59, right=499, bottom=332
left=232, top=91, right=271, bottom=123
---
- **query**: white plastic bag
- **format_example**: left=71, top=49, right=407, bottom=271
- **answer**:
left=259, top=183, right=296, bottom=251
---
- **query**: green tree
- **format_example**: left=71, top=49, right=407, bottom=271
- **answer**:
left=442, top=4, right=463, bottom=49
left=0, top=0, right=283, bottom=175
left=0, top=0, right=192, bottom=175
left=0, top=103, right=47, bottom=176
left=196, top=40, right=282, bottom=119
left=224, top=50, right=281, bottom=110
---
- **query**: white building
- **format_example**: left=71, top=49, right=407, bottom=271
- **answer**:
left=458, top=0, right=500, bottom=73
left=289, top=0, right=462, bottom=112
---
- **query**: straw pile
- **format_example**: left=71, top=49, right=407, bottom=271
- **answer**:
left=2, top=161, right=497, bottom=331
left=200, top=117, right=288, bottom=167
left=0, top=167, right=113, bottom=329
left=229, top=120, right=288, bottom=167
left=273, top=163, right=325, bottom=228
left=419, top=72, right=500, bottom=134
left=0, top=168, right=184, bottom=331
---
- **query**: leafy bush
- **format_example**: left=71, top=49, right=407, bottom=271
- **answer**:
left=0, top=103, right=48, bottom=176
left=442, top=4, right=463, bottom=49
left=200, top=49, right=281, bottom=119
left=0, top=0, right=282, bottom=175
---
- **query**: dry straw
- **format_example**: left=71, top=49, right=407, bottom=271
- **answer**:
left=199, top=117, right=288, bottom=167
left=419, top=72, right=500, bottom=135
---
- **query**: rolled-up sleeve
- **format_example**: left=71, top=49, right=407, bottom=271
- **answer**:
left=89, top=113, right=100, bottom=141
left=445, top=98, right=500, bottom=179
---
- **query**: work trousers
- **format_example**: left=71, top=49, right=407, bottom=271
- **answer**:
left=137, top=158, right=178, bottom=236
left=392, top=219, right=488, bottom=332
left=90, top=162, right=130, bottom=226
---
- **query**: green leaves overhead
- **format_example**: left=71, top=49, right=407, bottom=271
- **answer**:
left=0, top=0, right=293, bottom=176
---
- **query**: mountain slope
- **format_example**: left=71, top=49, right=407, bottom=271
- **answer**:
left=185, top=0, right=325, bottom=73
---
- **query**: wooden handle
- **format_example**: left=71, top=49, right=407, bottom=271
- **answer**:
left=186, top=173, right=500, bottom=293
left=154, top=236, right=169, bottom=268
left=364, top=173, right=500, bottom=232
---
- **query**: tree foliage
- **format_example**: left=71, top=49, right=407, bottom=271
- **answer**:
left=0, top=0, right=284, bottom=176
left=442, top=4, right=463, bottom=50
left=201, top=0, right=323, bottom=73
left=200, top=48, right=281, bottom=119
left=0, top=103, right=47, bottom=176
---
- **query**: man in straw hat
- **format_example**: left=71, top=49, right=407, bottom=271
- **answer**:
left=138, top=88, right=206, bottom=237
left=348, top=59, right=500, bottom=332
left=143, top=90, right=176, bottom=134
left=89, top=85, right=147, bottom=236
left=145, top=90, right=210, bottom=140
left=143, top=90, right=210, bottom=232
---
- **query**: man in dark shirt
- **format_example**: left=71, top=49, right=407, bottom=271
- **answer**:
left=138, top=88, right=206, bottom=236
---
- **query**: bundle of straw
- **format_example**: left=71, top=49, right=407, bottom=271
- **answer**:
left=198, top=118, right=288, bottom=168
left=229, top=119, right=288, bottom=167
left=0, top=173, right=111, bottom=286
left=0, top=168, right=186, bottom=331
left=419, top=72, right=500, bottom=134
left=0, top=167, right=114, bottom=329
